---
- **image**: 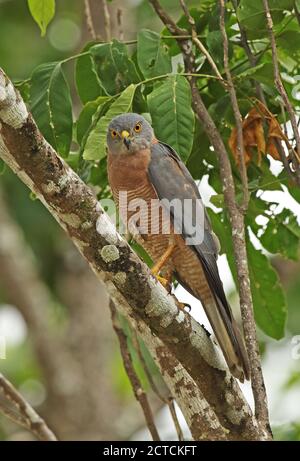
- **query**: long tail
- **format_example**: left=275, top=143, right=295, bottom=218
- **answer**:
left=203, top=294, right=250, bottom=382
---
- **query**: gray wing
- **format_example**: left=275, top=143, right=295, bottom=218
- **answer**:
left=148, top=142, right=250, bottom=381
left=148, top=141, right=232, bottom=321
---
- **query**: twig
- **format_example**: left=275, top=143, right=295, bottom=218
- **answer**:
left=117, top=8, right=124, bottom=41
left=149, top=0, right=272, bottom=440
left=131, top=331, right=166, bottom=402
left=220, top=0, right=249, bottom=212
left=131, top=330, right=184, bottom=441
left=100, top=0, right=111, bottom=41
left=109, top=300, right=161, bottom=441
left=263, top=0, right=300, bottom=164
left=231, top=0, right=266, bottom=104
left=84, top=0, right=97, bottom=40
left=0, top=373, right=57, bottom=441
left=179, top=0, right=225, bottom=85
left=167, top=399, right=184, bottom=441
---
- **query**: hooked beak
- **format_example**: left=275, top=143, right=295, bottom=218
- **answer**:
left=121, top=130, right=131, bottom=149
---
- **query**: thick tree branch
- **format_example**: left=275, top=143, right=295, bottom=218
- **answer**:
left=0, top=373, right=57, bottom=441
left=0, top=68, right=262, bottom=440
left=112, top=291, right=228, bottom=441
left=149, top=0, right=271, bottom=440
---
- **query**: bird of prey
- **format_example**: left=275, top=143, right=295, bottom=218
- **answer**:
left=107, top=113, right=250, bottom=382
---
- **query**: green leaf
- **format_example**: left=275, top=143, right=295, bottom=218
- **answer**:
left=206, top=30, right=225, bottom=66
left=186, top=120, right=213, bottom=179
left=260, top=210, right=300, bottom=260
left=277, top=30, right=300, bottom=56
left=238, top=62, right=275, bottom=87
left=75, top=44, right=106, bottom=104
left=148, top=75, right=195, bottom=162
left=247, top=238, right=287, bottom=339
left=137, top=29, right=172, bottom=78
left=83, top=84, right=136, bottom=161
left=91, top=40, right=140, bottom=95
left=76, top=96, right=110, bottom=146
left=30, top=62, right=73, bottom=157
left=237, top=0, right=294, bottom=38
left=208, top=209, right=287, bottom=339
left=27, top=0, right=55, bottom=36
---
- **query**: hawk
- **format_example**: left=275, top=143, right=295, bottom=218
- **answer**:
left=107, top=113, right=249, bottom=382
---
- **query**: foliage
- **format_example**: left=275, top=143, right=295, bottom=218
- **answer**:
left=27, top=0, right=55, bottom=36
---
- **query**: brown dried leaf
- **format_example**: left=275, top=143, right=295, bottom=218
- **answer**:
left=229, top=101, right=288, bottom=166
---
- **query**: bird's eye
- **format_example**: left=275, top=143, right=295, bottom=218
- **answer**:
left=111, top=130, right=117, bottom=138
left=134, top=123, right=142, bottom=133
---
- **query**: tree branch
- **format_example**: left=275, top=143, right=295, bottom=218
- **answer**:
left=131, top=329, right=184, bottom=441
left=112, top=292, right=228, bottom=441
left=0, top=67, right=262, bottom=440
left=84, top=0, right=97, bottom=40
left=231, top=0, right=266, bottom=104
left=149, top=0, right=271, bottom=440
left=100, top=0, right=111, bottom=41
left=179, top=0, right=225, bottom=85
left=0, top=373, right=57, bottom=441
left=219, top=0, right=249, bottom=212
left=263, top=0, right=300, bottom=163
left=109, top=300, right=160, bottom=441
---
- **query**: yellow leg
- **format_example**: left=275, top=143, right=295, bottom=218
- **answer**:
left=151, top=242, right=176, bottom=289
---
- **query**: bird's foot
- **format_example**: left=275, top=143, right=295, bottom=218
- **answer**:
left=152, top=272, right=172, bottom=293
left=173, top=295, right=191, bottom=312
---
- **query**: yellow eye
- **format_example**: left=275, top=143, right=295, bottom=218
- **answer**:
left=111, top=130, right=117, bottom=138
left=134, top=123, right=142, bottom=133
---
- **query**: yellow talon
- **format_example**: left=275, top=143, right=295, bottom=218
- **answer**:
left=151, top=271, right=172, bottom=292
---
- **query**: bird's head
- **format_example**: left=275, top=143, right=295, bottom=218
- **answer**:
left=107, top=113, right=154, bottom=155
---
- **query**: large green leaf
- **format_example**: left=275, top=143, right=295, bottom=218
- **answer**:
left=30, top=62, right=73, bottom=157
left=91, top=40, right=140, bottom=95
left=148, top=75, right=195, bottom=162
left=83, top=84, right=136, bottom=161
left=247, top=238, right=287, bottom=339
left=75, top=44, right=106, bottom=104
left=235, top=62, right=276, bottom=88
left=27, top=0, right=55, bottom=36
left=260, top=210, right=300, bottom=260
left=137, top=29, right=172, bottom=79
